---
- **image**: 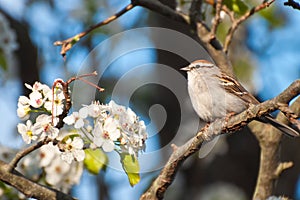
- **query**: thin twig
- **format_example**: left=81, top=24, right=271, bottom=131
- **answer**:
left=221, top=5, right=235, bottom=22
left=8, top=138, right=52, bottom=172
left=223, top=0, right=275, bottom=53
left=210, top=0, right=223, bottom=39
left=54, top=4, right=135, bottom=58
left=132, top=0, right=234, bottom=75
left=55, top=72, right=103, bottom=129
left=203, top=0, right=235, bottom=24
left=278, top=103, right=300, bottom=130
left=52, top=79, right=72, bottom=129
left=274, top=162, right=294, bottom=177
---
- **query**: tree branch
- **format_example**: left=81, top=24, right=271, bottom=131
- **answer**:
left=140, top=80, right=300, bottom=200
left=223, top=0, right=275, bottom=53
left=54, top=3, right=135, bottom=58
left=274, top=162, right=294, bottom=177
left=278, top=103, right=300, bottom=130
left=284, top=0, right=300, bottom=10
left=53, top=0, right=235, bottom=76
left=210, top=0, right=223, bottom=39
left=252, top=95, right=300, bottom=200
left=8, top=138, right=52, bottom=172
left=132, top=0, right=190, bottom=24
left=189, top=0, right=203, bottom=29
left=221, top=4, right=235, bottom=22
left=0, top=160, right=75, bottom=200
left=132, top=0, right=235, bottom=75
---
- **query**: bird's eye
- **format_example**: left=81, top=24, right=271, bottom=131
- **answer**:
left=195, top=64, right=200, bottom=68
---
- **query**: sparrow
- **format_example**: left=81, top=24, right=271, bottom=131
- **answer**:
left=181, top=59, right=299, bottom=137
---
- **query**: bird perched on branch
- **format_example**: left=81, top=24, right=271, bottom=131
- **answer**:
left=181, top=59, right=299, bottom=137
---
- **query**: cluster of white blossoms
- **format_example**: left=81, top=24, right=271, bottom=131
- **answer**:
left=17, top=81, right=86, bottom=164
left=17, top=81, right=64, bottom=142
left=17, top=81, right=64, bottom=120
left=17, top=81, right=147, bottom=166
left=64, top=100, right=147, bottom=156
left=15, top=140, right=83, bottom=193
left=38, top=142, right=83, bottom=192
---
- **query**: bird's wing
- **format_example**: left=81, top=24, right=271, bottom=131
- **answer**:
left=215, top=73, right=259, bottom=105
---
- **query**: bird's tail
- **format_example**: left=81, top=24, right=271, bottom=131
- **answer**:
left=259, top=115, right=299, bottom=137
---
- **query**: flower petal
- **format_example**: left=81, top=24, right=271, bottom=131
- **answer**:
left=102, top=140, right=115, bottom=152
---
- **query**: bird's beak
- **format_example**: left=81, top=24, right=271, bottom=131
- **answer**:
left=180, top=66, right=190, bottom=71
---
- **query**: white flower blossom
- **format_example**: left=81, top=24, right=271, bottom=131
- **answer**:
left=25, top=82, right=41, bottom=91
left=39, top=142, right=60, bottom=167
left=25, top=81, right=50, bottom=94
left=220, top=11, right=226, bottom=19
left=63, top=109, right=87, bottom=129
left=18, top=95, right=30, bottom=105
left=84, top=100, right=148, bottom=155
left=17, top=96, right=31, bottom=120
left=120, top=118, right=147, bottom=156
left=29, top=91, right=44, bottom=108
left=63, top=159, right=83, bottom=191
left=32, top=114, right=59, bottom=139
left=43, top=82, right=65, bottom=116
left=39, top=142, right=84, bottom=192
left=60, top=137, right=85, bottom=164
left=109, top=102, right=147, bottom=156
left=17, top=120, right=37, bottom=144
left=45, top=155, right=71, bottom=185
left=86, top=101, right=108, bottom=119
left=38, top=142, right=84, bottom=192
left=17, top=105, right=31, bottom=120
left=109, top=100, right=126, bottom=118
left=44, top=93, right=65, bottom=117
left=92, top=117, right=120, bottom=152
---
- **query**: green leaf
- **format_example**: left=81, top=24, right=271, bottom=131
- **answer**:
left=84, top=149, right=108, bottom=174
left=120, top=153, right=140, bottom=187
left=224, top=0, right=248, bottom=15
left=259, top=6, right=285, bottom=28
left=60, top=133, right=81, bottom=143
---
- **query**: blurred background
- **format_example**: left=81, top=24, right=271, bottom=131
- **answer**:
left=0, top=0, right=300, bottom=199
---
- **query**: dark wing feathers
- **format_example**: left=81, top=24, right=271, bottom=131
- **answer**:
left=215, top=73, right=259, bottom=105
left=212, top=72, right=299, bottom=137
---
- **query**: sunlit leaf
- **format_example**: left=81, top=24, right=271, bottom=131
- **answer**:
left=120, top=153, right=140, bottom=187
left=224, top=0, right=249, bottom=15
left=84, top=149, right=108, bottom=174
left=259, top=6, right=285, bottom=28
